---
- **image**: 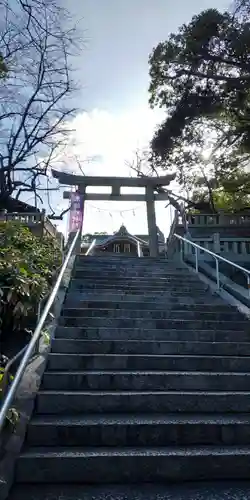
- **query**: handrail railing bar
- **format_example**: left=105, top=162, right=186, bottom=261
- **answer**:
left=215, top=259, right=220, bottom=289
left=85, top=238, right=96, bottom=256
left=174, top=232, right=250, bottom=297
left=195, top=247, right=198, bottom=273
left=0, top=253, right=64, bottom=398
left=0, top=229, right=80, bottom=432
left=174, top=233, right=250, bottom=277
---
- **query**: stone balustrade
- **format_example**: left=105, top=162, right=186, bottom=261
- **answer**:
left=183, top=236, right=250, bottom=261
left=179, top=213, right=250, bottom=227
left=0, top=209, right=63, bottom=245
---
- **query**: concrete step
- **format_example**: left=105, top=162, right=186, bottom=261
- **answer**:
left=46, top=354, right=250, bottom=373
left=64, top=293, right=222, bottom=304
left=15, top=445, right=250, bottom=483
left=42, top=370, right=250, bottom=391
left=73, top=267, right=194, bottom=274
left=58, top=316, right=249, bottom=331
left=8, top=482, right=250, bottom=500
left=54, top=326, right=250, bottom=342
left=74, top=268, right=187, bottom=274
left=72, top=274, right=203, bottom=283
left=61, top=308, right=243, bottom=321
left=74, top=269, right=189, bottom=276
left=63, top=301, right=231, bottom=312
left=75, top=256, right=182, bottom=265
left=36, top=390, right=250, bottom=414
left=72, top=274, right=198, bottom=281
left=67, top=291, right=212, bottom=300
left=70, top=282, right=207, bottom=291
left=66, top=292, right=217, bottom=302
left=69, top=282, right=208, bottom=292
left=75, top=260, right=183, bottom=267
left=51, top=339, right=250, bottom=356
left=26, top=413, right=250, bottom=447
left=74, top=269, right=190, bottom=275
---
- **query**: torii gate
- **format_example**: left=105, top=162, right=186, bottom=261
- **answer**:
left=52, top=170, right=175, bottom=257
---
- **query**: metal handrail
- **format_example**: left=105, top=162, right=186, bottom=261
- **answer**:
left=0, top=229, right=80, bottom=432
left=137, top=241, right=143, bottom=257
left=174, top=233, right=250, bottom=295
left=0, top=253, right=65, bottom=401
left=85, top=238, right=96, bottom=256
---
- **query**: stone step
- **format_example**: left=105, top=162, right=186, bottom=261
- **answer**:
left=67, top=292, right=216, bottom=301
left=70, top=275, right=207, bottom=283
left=63, top=301, right=229, bottom=312
left=26, top=413, right=250, bottom=447
left=68, top=288, right=211, bottom=297
left=73, top=266, right=192, bottom=273
left=46, top=354, right=250, bottom=373
left=41, top=370, right=250, bottom=391
left=15, top=445, right=250, bottom=483
left=58, top=316, right=249, bottom=331
left=73, top=274, right=197, bottom=281
left=64, top=293, right=222, bottom=303
left=51, top=339, right=250, bottom=356
left=61, top=308, right=243, bottom=321
left=75, top=260, right=183, bottom=267
left=75, top=256, right=181, bottom=265
left=36, top=390, right=250, bottom=414
left=72, top=273, right=202, bottom=282
left=54, top=326, right=250, bottom=342
left=71, top=281, right=206, bottom=289
left=69, top=282, right=208, bottom=291
left=74, top=269, right=188, bottom=275
left=74, top=268, right=189, bottom=274
left=75, top=267, right=186, bottom=273
left=8, top=482, right=250, bottom=500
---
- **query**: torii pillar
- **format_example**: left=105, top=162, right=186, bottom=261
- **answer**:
left=52, top=171, right=175, bottom=257
left=146, top=185, right=158, bottom=257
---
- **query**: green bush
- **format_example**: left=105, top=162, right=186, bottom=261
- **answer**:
left=0, top=222, right=62, bottom=338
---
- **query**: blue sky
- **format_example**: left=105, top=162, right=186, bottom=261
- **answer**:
left=51, top=0, right=229, bottom=237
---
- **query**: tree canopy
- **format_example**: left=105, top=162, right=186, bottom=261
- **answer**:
left=148, top=1, right=250, bottom=212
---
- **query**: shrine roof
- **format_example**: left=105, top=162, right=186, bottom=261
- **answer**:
left=94, top=225, right=148, bottom=247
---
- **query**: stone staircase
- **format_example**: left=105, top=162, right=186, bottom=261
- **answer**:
left=8, top=255, right=250, bottom=499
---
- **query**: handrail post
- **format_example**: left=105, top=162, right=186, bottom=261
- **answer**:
left=195, top=247, right=199, bottom=273
left=180, top=240, right=183, bottom=261
left=247, top=274, right=250, bottom=298
left=215, top=258, right=220, bottom=290
left=137, top=241, right=142, bottom=257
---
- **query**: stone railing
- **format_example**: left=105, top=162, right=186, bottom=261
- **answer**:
left=183, top=236, right=250, bottom=260
left=0, top=210, right=62, bottom=244
left=180, top=213, right=250, bottom=227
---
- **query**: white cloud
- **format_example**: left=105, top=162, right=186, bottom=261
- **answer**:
left=58, top=106, right=164, bottom=176
left=53, top=106, right=172, bottom=237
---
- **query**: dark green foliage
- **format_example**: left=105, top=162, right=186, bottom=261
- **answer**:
left=148, top=2, right=250, bottom=211
left=0, top=54, right=7, bottom=77
left=0, top=222, right=62, bottom=338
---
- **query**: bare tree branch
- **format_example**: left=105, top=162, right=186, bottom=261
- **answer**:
left=0, top=0, right=82, bottom=205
